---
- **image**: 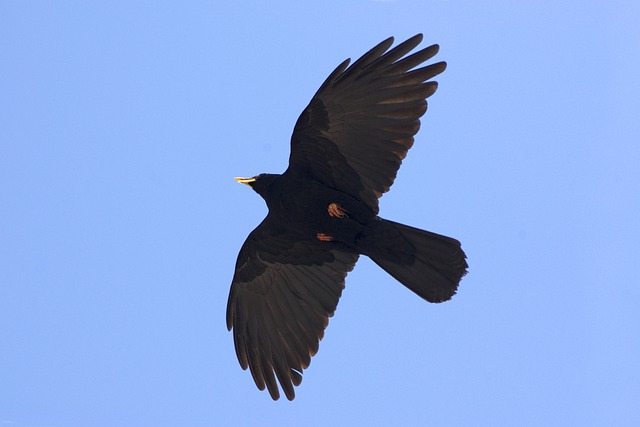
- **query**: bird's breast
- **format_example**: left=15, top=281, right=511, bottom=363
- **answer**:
left=268, top=179, right=374, bottom=247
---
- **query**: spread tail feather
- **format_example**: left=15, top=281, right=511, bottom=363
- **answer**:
left=357, top=218, right=468, bottom=302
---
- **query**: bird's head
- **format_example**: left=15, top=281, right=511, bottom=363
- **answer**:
left=234, top=173, right=279, bottom=199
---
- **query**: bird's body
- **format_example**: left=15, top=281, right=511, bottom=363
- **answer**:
left=227, top=34, right=468, bottom=401
left=252, top=172, right=375, bottom=246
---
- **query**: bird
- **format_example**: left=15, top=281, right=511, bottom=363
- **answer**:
left=226, top=34, right=468, bottom=401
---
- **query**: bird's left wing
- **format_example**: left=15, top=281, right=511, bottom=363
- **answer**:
left=287, top=34, right=446, bottom=213
left=226, top=219, right=359, bottom=400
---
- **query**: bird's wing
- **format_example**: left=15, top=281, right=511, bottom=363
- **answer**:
left=226, top=219, right=359, bottom=401
left=288, top=34, right=447, bottom=213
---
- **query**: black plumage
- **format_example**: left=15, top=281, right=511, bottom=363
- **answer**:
left=226, top=34, right=468, bottom=401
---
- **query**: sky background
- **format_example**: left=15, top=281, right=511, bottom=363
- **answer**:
left=2, top=1, right=639, bottom=426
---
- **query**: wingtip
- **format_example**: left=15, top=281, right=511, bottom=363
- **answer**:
left=410, top=33, right=424, bottom=43
left=431, top=60, right=448, bottom=77
left=268, top=388, right=281, bottom=401
left=375, top=36, right=396, bottom=54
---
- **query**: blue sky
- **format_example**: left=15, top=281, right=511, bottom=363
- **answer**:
left=2, top=1, right=639, bottom=426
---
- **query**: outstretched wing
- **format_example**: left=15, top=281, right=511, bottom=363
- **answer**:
left=226, top=219, right=359, bottom=400
left=288, top=34, right=446, bottom=212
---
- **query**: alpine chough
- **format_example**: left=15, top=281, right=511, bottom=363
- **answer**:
left=227, top=34, right=468, bottom=400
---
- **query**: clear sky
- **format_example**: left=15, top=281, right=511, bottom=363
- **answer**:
left=2, top=1, right=639, bottom=426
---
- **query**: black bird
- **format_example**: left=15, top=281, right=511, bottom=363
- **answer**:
left=227, top=34, right=467, bottom=401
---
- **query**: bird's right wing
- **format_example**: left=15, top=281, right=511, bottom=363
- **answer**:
left=226, top=219, right=359, bottom=401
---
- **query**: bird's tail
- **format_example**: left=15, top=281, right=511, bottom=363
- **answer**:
left=356, top=218, right=468, bottom=302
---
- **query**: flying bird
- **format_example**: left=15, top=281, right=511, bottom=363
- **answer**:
left=226, top=34, right=468, bottom=401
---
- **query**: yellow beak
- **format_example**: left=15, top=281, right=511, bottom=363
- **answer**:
left=234, top=177, right=256, bottom=185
